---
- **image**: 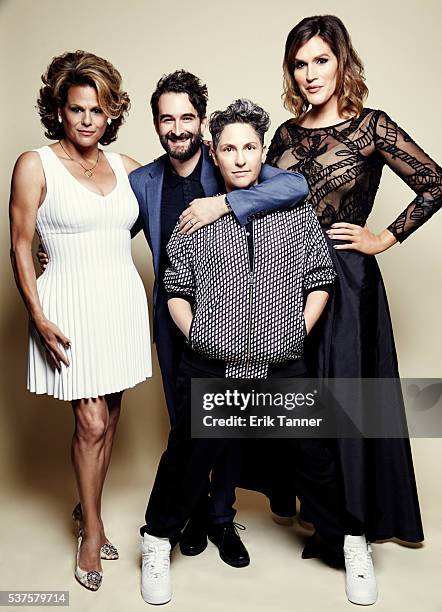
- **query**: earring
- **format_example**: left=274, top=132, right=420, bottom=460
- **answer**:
left=58, top=114, right=62, bottom=123
left=107, top=118, right=112, bottom=125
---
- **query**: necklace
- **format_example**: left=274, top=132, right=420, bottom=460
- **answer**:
left=58, top=140, right=100, bottom=178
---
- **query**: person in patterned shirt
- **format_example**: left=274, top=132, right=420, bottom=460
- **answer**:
left=139, top=99, right=358, bottom=607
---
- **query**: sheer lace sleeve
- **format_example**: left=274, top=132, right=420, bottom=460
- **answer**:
left=374, top=110, right=442, bottom=242
left=266, top=123, right=291, bottom=167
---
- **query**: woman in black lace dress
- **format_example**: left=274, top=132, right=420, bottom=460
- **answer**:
left=263, top=12, right=440, bottom=589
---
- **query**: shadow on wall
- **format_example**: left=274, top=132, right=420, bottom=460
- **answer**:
left=0, top=265, right=169, bottom=532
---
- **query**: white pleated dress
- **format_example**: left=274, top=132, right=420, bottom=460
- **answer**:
left=27, top=146, right=152, bottom=401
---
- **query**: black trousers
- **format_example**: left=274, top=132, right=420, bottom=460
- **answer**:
left=141, top=348, right=349, bottom=545
left=154, top=298, right=238, bottom=523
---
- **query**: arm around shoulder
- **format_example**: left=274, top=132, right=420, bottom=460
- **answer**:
left=227, top=163, right=309, bottom=226
left=260, top=163, right=309, bottom=203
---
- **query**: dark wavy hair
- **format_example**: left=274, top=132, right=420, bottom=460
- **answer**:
left=209, top=99, right=270, bottom=148
left=150, top=70, right=208, bottom=124
left=37, top=50, right=130, bottom=145
left=283, top=15, right=368, bottom=120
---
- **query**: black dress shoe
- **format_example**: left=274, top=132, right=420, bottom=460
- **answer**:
left=208, top=522, right=250, bottom=568
left=302, top=532, right=344, bottom=568
left=179, top=519, right=208, bottom=556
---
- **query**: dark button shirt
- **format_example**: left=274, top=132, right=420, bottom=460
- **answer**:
left=159, top=151, right=205, bottom=292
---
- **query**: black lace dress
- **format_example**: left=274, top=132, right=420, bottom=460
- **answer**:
left=245, top=109, right=441, bottom=543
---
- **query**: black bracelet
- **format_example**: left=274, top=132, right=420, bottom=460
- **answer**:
left=215, top=193, right=232, bottom=213
left=224, top=195, right=232, bottom=213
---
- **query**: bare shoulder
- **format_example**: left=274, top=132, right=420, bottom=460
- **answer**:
left=119, top=153, right=142, bottom=174
left=10, top=150, right=46, bottom=212
left=14, top=150, right=43, bottom=172
left=12, top=151, right=45, bottom=187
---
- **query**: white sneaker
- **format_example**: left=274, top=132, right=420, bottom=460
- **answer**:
left=344, top=535, right=378, bottom=605
left=140, top=533, right=172, bottom=605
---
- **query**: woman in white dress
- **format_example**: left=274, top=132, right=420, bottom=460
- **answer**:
left=9, top=51, right=151, bottom=591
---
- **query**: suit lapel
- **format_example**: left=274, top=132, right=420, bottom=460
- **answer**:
left=146, top=156, right=166, bottom=279
left=146, top=146, right=219, bottom=283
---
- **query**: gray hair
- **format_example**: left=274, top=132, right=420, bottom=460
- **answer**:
left=209, top=98, right=270, bottom=148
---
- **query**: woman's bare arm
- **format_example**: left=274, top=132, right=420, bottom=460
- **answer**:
left=9, top=152, right=70, bottom=369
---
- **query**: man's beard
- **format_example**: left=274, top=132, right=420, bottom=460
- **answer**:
left=159, top=130, right=202, bottom=161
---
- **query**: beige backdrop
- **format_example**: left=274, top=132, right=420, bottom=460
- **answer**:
left=0, top=1, right=441, bottom=611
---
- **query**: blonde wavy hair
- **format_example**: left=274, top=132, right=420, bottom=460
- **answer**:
left=37, top=50, right=130, bottom=145
left=283, top=15, right=368, bottom=121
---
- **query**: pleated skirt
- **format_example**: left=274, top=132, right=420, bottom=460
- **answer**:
left=27, top=261, right=151, bottom=402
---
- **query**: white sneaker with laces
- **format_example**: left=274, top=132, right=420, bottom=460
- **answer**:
left=344, top=535, right=378, bottom=606
left=140, top=533, right=172, bottom=605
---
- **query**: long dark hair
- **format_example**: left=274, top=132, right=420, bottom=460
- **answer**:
left=283, top=15, right=368, bottom=120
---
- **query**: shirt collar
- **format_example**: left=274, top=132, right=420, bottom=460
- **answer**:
left=164, top=145, right=203, bottom=188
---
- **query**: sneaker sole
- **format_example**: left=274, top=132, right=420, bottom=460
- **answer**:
left=141, top=588, right=172, bottom=605
left=346, top=589, right=378, bottom=606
